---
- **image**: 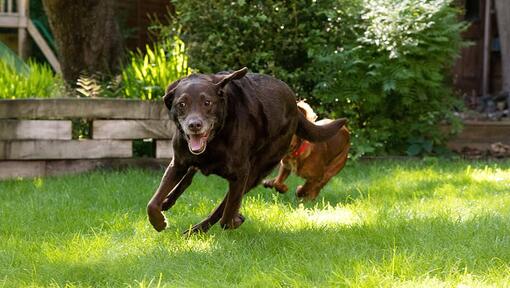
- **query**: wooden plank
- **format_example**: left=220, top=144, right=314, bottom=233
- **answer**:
left=446, top=141, right=492, bottom=152
left=0, top=158, right=170, bottom=180
left=18, top=26, right=27, bottom=58
left=27, top=20, right=61, bottom=73
left=0, top=15, right=20, bottom=27
left=0, top=140, right=132, bottom=159
left=463, top=120, right=510, bottom=126
left=453, top=123, right=510, bottom=142
left=0, top=120, right=71, bottom=140
left=156, top=140, right=173, bottom=159
left=93, top=120, right=175, bottom=139
left=0, top=99, right=169, bottom=120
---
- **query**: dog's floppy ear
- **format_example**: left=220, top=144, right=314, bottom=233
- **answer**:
left=163, top=79, right=181, bottom=110
left=297, top=100, right=318, bottom=122
left=215, top=67, right=248, bottom=90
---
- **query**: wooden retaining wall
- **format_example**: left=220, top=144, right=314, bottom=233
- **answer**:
left=1, top=99, right=508, bottom=179
left=0, top=99, right=174, bottom=179
left=446, top=120, right=510, bottom=153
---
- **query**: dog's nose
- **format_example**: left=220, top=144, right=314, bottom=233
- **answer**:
left=187, top=120, right=203, bottom=132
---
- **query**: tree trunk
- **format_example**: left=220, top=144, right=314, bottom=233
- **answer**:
left=495, top=0, right=510, bottom=95
left=42, top=0, right=123, bottom=83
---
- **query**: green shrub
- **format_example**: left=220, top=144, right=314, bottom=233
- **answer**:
left=166, top=0, right=466, bottom=157
left=120, top=37, right=190, bottom=100
left=0, top=44, right=64, bottom=99
left=312, top=0, right=466, bottom=157
left=164, top=0, right=360, bottom=97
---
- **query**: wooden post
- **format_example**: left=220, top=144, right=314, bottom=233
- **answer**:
left=495, top=0, right=510, bottom=94
left=482, top=0, right=492, bottom=97
left=27, top=20, right=61, bottom=72
left=17, top=0, right=29, bottom=59
left=7, top=0, right=14, bottom=13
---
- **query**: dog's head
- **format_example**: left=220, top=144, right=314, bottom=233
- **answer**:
left=163, top=67, right=248, bottom=155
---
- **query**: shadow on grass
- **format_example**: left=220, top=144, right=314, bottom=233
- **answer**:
left=1, top=160, right=510, bottom=286
left=21, top=212, right=510, bottom=287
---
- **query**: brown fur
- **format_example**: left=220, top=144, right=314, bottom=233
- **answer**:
left=263, top=101, right=350, bottom=200
left=146, top=68, right=347, bottom=234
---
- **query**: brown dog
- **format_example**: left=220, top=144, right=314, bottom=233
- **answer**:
left=263, top=101, right=350, bottom=200
left=147, top=68, right=347, bottom=234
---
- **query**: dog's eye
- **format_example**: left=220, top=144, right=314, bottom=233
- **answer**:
left=204, top=100, right=211, bottom=106
left=178, top=102, right=186, bottom=109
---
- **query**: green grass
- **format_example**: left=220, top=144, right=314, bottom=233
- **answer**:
left=1, top=159, right=509, bottom=287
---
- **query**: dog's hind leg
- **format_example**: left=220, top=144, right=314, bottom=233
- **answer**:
left=298, top=146, right=350, bottom=200
left=296, top=179, right=322, bottom=200
left=184, top=166, right=259, bottom=235
left=183, top=196, right=228, bottom=235
left=220, top=167, right=250, bottom=230
left=320, top=146, right=349, bottom=186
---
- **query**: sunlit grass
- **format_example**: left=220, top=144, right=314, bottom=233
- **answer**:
left=0, top=159, right=509, bottom=287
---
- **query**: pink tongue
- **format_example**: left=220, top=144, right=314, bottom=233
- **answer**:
left=189, top=135, right=204, bottom=152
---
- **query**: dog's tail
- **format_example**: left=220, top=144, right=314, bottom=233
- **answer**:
left=296, top=111, right=347, bottom=142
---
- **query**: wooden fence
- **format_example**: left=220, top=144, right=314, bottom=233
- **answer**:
left=1, top=98, right=509, bottom=179
left=0, top=98, right=174, bottom=179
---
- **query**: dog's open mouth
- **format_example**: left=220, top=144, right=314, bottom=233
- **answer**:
left=186, top=132, right=209, bottom=155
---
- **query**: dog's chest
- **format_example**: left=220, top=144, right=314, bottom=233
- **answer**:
left=195, top=156, right=235, bottom=179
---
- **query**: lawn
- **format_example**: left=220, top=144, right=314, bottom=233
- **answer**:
left=1, top=159, right=509, bottom=287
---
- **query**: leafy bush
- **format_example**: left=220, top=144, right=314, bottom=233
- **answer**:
left=312, top=0, right=465, bottom=157
left=0, top=43, right=64, bottom=99
left=166, top=0, right=466, bottom=157
left=120, top=37, right=190, bottom=100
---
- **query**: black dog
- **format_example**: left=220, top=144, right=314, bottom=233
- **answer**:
left=147, top=67, right=346, bottom=234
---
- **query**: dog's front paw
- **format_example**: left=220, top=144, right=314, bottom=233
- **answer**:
left=220, top=213, right=245, bottom=230
left=295, top=185, right=318, bottom=201
left=273, top=182, right=288, bottom=194
left=296, top=185, right=307, bottom=199
left=263, top=179, right=288, bottom=194
left=262, top=179, right=275, bottom=189
left=147, top=203, right=167, bottom=232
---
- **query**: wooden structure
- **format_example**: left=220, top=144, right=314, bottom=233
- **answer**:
left=446, top=120, right=510, bottom=152
left=0, top=99, right=174, bottom=180
left=453, top=0, right=502, bottom=100
left=0, top=0, right=61, bottom=72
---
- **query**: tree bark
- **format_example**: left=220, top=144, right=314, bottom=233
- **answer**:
left=42, top=0, right=123, bottom=83
left=495, top=0, right=510, bottom=94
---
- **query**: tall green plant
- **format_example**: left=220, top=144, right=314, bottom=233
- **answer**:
left=121, top=37, right=190, bottom=100
left=0, top=45, right=64, bottom=99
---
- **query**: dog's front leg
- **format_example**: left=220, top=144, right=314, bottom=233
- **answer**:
left=161, top=167, right=197, bottom=211
left=263, top=161, right=290, bottom=193
left=147, top=161, right=191, bottom=232
left=220, top=168, right=250, bottom=230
